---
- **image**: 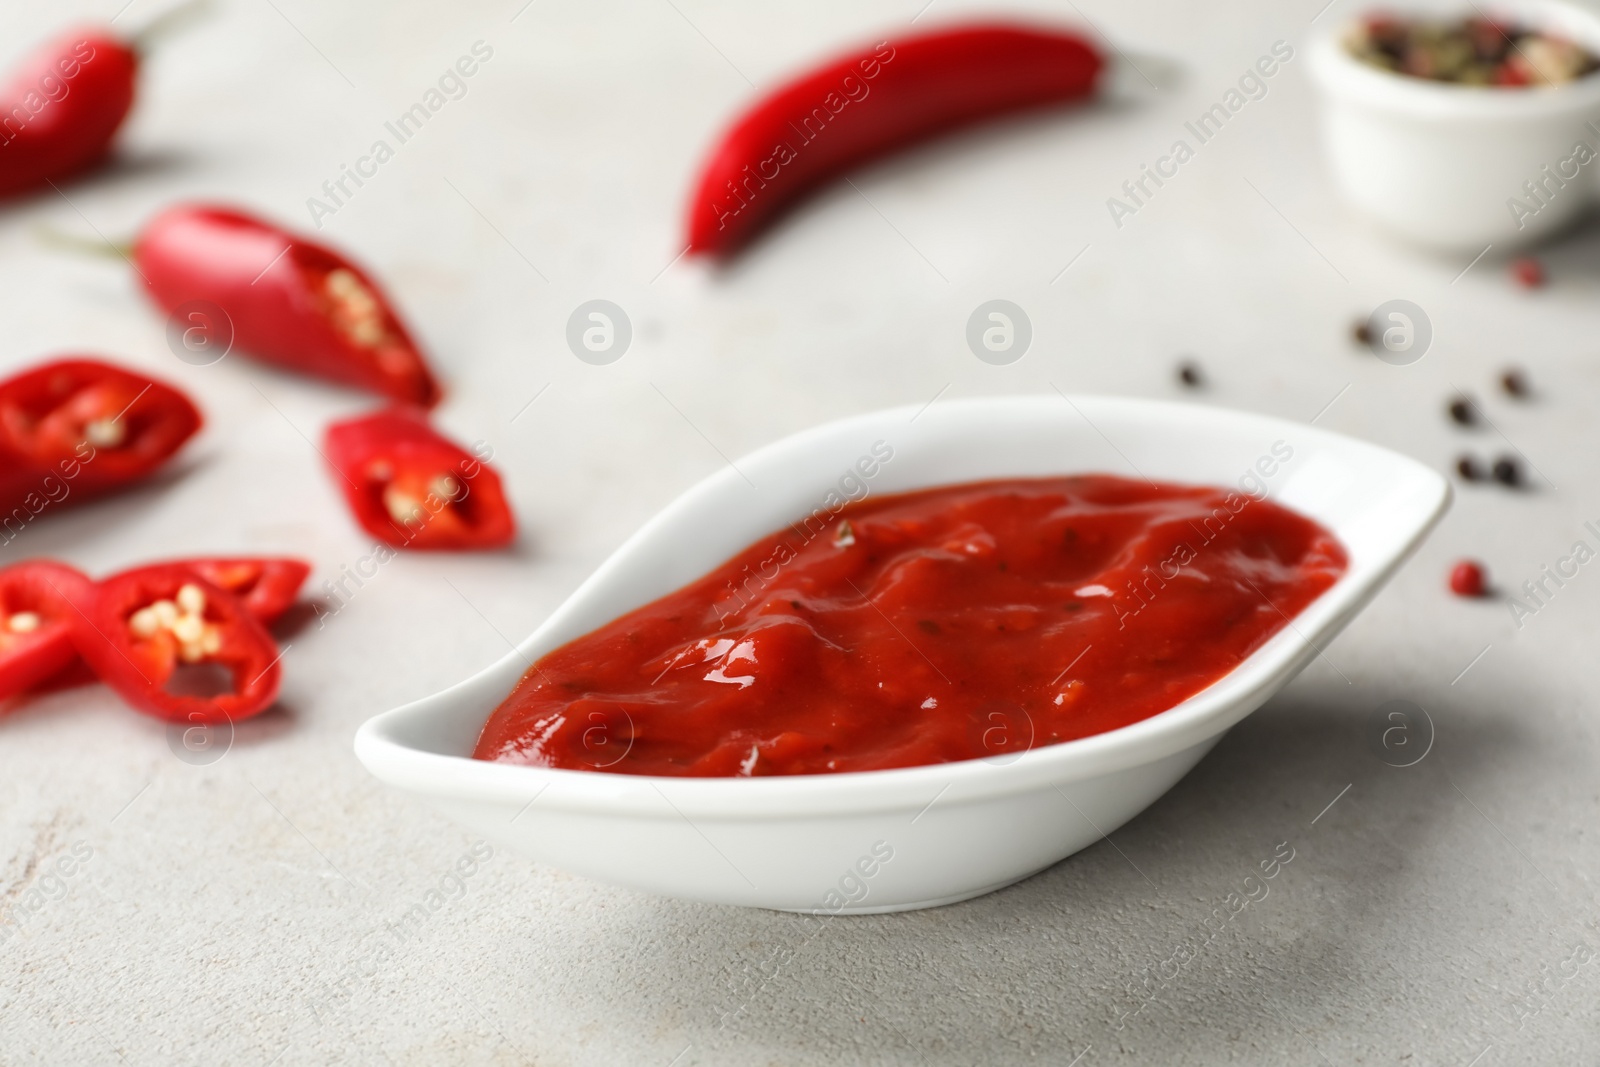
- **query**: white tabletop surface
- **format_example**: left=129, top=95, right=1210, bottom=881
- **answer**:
left=3, top=0, right=1599, bottom=1063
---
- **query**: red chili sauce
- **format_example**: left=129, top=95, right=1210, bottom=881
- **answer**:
left=474, top=475, right=1348, bottom=776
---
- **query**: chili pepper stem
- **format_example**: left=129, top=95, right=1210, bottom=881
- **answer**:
left=1105, top=50, right=1184, bottom=95
left=129, top=0, right=214, bottom=55
left=33, top=225, right=135, bottom=261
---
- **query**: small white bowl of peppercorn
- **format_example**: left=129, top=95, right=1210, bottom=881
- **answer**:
left=1310, top=0, right=1600, bottom=251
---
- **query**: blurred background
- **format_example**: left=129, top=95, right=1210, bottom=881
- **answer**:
left=2, top=0, right=1597, bottom=1064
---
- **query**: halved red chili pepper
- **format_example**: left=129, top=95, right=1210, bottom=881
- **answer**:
left=686, top=23, right=1103, bottom=256
left=0, top=358, right=201, bottom=514
left=162, top=557, right=311, bottom=624
left=0, top=560, right=91, bottom=700
left=66, top=564, right=281, bottom=723
left=0, top=29, right=137, bottom=199
left=134, top=205, right=442, bottom=407
left=324, top=408, right=514, bottom=550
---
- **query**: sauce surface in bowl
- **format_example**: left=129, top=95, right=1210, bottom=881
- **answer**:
left=474, top=475, right=1348, bottom=776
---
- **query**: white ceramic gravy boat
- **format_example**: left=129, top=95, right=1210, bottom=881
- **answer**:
left=355, top=396, right=1449, bottom=913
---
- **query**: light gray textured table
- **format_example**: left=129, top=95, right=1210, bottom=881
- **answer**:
left=3, top=0, right=1598, bottom=1063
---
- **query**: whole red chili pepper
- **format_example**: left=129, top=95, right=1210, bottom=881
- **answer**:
left=134, top=204, right=442, bottom=407
left=0, top=357, right=201, bottom=522
left=324, top=408, right=514, bottom=550
left=65, top=563, right=282, bottom=723
left=686, top=23, right=1104, bottom=256
left=0, top=560, right=92, bottom=701
left=0, top=28, right=136, bottom=199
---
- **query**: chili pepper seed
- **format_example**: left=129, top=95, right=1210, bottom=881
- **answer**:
left=5, top=612, right=40, bottom=633
left=84, top=418, right=126, bottom=449
left=128, top=583, right=223, bottom=663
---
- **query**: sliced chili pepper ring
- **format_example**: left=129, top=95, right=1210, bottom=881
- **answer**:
left=68, top=564, right=282, bottom=723
left=324, top=408, right=515, bottom=550
left=0, top=560, right=92, bottom=700
left=0, top=358, right=201, bottom=499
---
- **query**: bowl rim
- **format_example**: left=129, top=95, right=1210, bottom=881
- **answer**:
left=355, top=395, right=1451, bottom=820
left=1309, top=0, right=1600, bottom=117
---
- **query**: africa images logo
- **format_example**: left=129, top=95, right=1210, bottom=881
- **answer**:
left=1106, top=40, right=1294, bottom=229
left=306, top=41, right=495, bottom=228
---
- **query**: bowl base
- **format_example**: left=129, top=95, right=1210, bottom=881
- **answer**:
left=769, top=866, right=1050, bottom=915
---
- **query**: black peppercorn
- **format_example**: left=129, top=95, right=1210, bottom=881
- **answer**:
left=1177, top=361, right=1202, bottom=388
left=1500, top=368, right=1529, bottom=397
left=1492, top=456, right=1522, bottom=487
left=1448, top=397, right=1476, bottom=425
left=1456, top=455, right=1483, bottom=481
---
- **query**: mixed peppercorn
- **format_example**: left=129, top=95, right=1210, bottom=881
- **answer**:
left=1346, top=16, right=1599, bottom=85
left=1441, top=366, right=1538, bottom=598
left=1447, top=368, right=1533, bottom=491
left=1449, top=560, right=1488, bottom=597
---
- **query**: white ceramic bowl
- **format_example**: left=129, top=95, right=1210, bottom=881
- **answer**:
left=355, top=396, right=1449, bottom=913
left=1309, top=0, right=1600, bottom=251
